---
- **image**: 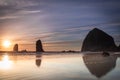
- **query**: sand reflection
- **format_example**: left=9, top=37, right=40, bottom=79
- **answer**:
left=83, top=54, right=117, bottom=78
left=0, top=54, right=13, bottom=70
left=36, top=54, right=42, bottom=67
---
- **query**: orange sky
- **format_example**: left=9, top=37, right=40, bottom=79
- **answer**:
left=0, top=39, right=82, bottom=51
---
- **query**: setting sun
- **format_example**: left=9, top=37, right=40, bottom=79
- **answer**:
left=3, top=40, right=11, bottom=48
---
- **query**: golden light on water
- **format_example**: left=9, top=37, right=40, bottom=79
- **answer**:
left=0, top=55, right=13, bottom=70
left=2, top=40, right=11, bottom=48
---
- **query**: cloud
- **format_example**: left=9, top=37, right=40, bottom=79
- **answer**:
left=27, top=21, right=120, bottom=43
left=0, top=15, right=19, bottom=20
left=0, top=0, right=41, bottom=18
left=18, top=10, right=41, bottom=14
left=0, top=0, right=40, bottom=7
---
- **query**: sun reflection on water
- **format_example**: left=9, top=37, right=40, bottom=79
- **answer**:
left=0, top=55, right=13, bottom=70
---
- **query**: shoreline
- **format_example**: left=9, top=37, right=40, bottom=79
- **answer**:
left=0, top=51, right=120, bottom=56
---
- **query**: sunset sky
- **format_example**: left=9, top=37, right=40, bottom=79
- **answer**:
left=0, top=0, right=120, bottom=51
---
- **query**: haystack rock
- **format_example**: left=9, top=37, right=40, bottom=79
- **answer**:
left=13, top=44, right=18, bottom=52
left=81, top=28, right=118, bottom=52
left=118, top=45, right=120, bottom=51
left=36, top=40, right=44, bottom=52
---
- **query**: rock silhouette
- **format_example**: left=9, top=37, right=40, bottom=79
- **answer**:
left=36, top=40, right=44, bottom=52
left=118, top=45, right=120, bottom=51
left=81, top=28, right=118, bottom=52
left=13, top=44, right=18, bottom=52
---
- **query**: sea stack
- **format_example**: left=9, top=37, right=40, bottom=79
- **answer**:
left=81, top=28, right=118, bottom=52
left=13, top=44, right=18, bottom=52
left=118, top=45, right=120, bottom=51
left=36, top=40, right=44, bottom=52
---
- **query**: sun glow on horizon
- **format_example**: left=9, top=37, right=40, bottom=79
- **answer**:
left=2, top=40, right=11, bottom=48
left=0, top=55, right=13, bottom=70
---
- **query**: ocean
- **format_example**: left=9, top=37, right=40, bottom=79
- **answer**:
left=0, top=52, right=120, bottom=80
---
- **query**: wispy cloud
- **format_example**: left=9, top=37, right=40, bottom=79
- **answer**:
left=18, top=10, right=41, bottom=15
left=0, top=0, right=40, bottom=7
left=0, top=0, right=41, bottom=18
left=0, top=15, right=19, bottom=20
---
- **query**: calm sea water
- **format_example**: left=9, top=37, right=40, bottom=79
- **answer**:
left=0, top=53, right=120, bottom=80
